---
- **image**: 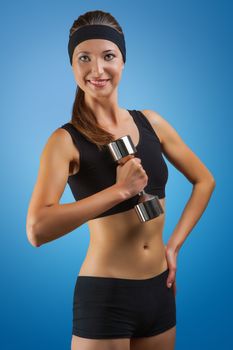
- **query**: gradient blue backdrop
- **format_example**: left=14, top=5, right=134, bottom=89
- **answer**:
left=1, top=0, right=232, bottom=349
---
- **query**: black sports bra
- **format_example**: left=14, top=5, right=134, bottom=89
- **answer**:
left=60, top=109, right=168, bottom=219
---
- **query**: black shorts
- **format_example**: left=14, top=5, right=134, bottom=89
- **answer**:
left=72, top=268, right=176, bottom=339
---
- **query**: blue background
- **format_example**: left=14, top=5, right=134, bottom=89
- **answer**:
left=1, top=0, right=232, bottom=349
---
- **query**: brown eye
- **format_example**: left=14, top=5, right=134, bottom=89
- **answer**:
left=79, top=55, right=89, bottom=62
left=105, top=54, right=115, bottom=60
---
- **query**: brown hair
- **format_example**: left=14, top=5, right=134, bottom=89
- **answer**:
left=68, top=10, right=125, bottom=151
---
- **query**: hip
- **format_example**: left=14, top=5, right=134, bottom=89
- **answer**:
left=72, top=267, right=176, bottom=338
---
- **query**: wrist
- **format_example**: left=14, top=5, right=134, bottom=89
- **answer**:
left=166, top=240, right=181, bottom=253
left=113, top=183, right=130, bottom=201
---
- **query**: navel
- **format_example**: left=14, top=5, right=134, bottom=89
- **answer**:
left=143, top=244, right=149, bottom=250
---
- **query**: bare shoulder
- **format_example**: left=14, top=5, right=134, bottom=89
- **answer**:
left=140, top=109, right=165, bottom=143
left=43, top=127, right=78, bottom=163
left=141, top=109, right=182, bottom=145
left=140, top=109, right=215, bottom=184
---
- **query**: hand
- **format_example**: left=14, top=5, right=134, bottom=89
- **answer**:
left=164, top=244, right=178, bottom=297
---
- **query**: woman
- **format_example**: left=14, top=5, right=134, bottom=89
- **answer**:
left=26, top=10, right=216, bottom=350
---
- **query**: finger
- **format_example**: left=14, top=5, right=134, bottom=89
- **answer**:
left=167, top=270, right=176, bottom=288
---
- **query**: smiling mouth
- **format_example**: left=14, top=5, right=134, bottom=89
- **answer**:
left=87, top=79, right=110, bottom=87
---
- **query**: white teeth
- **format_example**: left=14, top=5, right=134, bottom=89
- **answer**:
left=89, top=79, right=109, bottom=86
left=91, top=80, right=107, bottom=83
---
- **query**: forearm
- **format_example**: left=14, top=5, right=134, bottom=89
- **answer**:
left=167, top=180, right=216, bottom=252
left=28, top=184, right=128, bottom=247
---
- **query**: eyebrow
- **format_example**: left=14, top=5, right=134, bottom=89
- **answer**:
left=76, top=49, right=116, bottom=55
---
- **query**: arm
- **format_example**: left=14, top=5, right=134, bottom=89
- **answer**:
left=26, top=128, right=128, bottom=248
left=141, top=110, right=216, bottom=253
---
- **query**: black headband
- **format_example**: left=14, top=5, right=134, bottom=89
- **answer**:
left=68, top=24, right=126, bottom=65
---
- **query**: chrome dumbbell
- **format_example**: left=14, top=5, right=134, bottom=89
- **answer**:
left=107, top=135, right=164, bottom=223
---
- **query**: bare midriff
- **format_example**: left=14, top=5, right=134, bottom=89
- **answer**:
left=78, top=197, right=168, bottom=280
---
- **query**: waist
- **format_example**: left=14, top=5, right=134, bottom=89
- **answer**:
left=79, top=238, right=167, bottom=279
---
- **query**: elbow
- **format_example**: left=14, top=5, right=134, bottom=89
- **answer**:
left=26, top=223, right=42, bottom=248
left=194, top=176, right=216, bottom=190
left=206, top=177, right=216, bottom=191
left=202, top=172, right=216, bottom=188
left=203, top=176, right=216, bottom=191
left=210, top=176, right=216, bottom=190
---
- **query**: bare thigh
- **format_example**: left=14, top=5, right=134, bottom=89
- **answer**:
left=130, top=326, right=176, bottom=350
left=71, top=335, right=130, bottom=350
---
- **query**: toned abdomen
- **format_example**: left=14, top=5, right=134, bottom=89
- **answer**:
left=79, top=198, right=168, bottom=279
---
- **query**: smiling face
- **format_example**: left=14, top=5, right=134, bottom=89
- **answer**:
left=71, top=39, right=125, bottom=98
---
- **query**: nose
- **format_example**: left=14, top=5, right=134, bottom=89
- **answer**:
left=91, top=58, right=105, bottom=76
